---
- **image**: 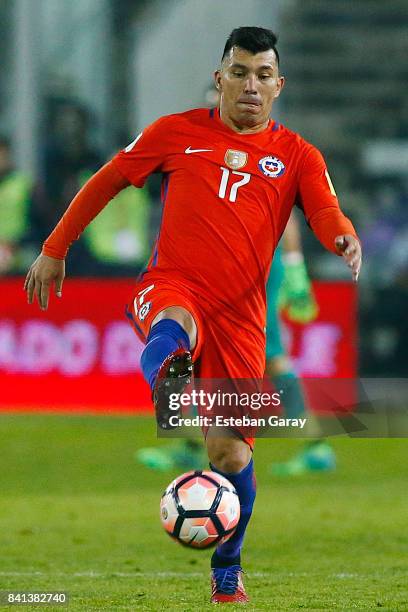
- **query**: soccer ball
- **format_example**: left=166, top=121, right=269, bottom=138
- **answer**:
left=160, top=470, right=240, bottom=549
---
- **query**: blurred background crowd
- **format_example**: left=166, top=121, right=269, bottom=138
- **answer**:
left=0, top=0, right=407, bottom=376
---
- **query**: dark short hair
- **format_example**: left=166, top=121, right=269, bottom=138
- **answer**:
left=222, top=26, right=279, bottom=65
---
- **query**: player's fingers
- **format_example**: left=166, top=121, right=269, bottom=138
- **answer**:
left=40, top=281, right=51, bottom=310
left=343, top=253, right=354, bottom=268
left=344, top=245, right=356, bottom=257
left=346, top=255, right=358, bottom=267
left=35, top=277, right=42, bottom=309
left=352, top=257, right=362, bottom=282
left=26, top=275, right=35, bottom=304
left=344, top=242, right=361, bottom=263
left=54, top=276, right=64, bottom=298
left=23, top=269, right=32, bottom=291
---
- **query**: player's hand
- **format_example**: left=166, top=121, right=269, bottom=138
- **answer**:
left=24, top=253, right=65, bottom=310
left=335, top=235, right=362, bottom=282
left=279, top=260, right=318, bottom=324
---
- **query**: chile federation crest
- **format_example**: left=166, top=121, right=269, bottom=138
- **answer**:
left=258, top=155, right=286, bottom=178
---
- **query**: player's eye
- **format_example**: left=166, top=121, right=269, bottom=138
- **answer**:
left=232, top=71, right=244, bottom=78
left=259, top=74, right=272, bottom=81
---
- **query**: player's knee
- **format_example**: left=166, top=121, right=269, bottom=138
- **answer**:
left=213, top=451, right=250, bottom=474
left=152, top=306, right=197, bottom=349
left=207, top=438, right=251, bottom=474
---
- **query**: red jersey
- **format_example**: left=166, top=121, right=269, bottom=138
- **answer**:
left=112, top=108, right=356, bottom=337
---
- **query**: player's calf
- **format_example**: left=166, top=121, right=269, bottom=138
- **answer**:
left=208, top=452, right=256, bottom=604
left=153, top=347, right=193, bottom=430
left=140, top=318, right=193, bottom=428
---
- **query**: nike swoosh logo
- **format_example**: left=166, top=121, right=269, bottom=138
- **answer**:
left=185, top=146, right=213, bottom=154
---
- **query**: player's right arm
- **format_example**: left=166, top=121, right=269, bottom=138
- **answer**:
left=24, top=161, right=130, bottom=310
left=24, top=117, right=171, bottom=310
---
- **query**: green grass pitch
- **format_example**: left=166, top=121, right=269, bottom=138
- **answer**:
left=0, top=413, right=407, bottom=611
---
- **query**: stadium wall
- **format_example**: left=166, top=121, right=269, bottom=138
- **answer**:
left=0, top=278, right=356, bottom=413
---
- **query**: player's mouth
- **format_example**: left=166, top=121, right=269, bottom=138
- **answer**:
left=237, top=99, right=262, bottom=111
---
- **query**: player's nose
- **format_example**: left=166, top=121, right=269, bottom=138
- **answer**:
left=243, top=74, right=258, bottom=94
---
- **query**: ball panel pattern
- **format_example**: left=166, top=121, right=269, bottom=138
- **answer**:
left=160, top=470, right=240, bottom=549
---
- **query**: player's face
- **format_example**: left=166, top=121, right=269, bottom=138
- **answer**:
left=215, top=47, right=284, bottom=133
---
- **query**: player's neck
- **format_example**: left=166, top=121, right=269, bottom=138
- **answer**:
left=218, top=108, right=270, bottom=134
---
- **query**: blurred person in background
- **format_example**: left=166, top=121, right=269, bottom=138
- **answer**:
left=361, top=183, right=408, bottom=288
left=0, top=136, right=32, bottom=274
left=265, top=212, right=336, bottom=476
left=360, top=182, right=408, bottom=375
left=82, top=154, right=152, bottom=277
left=31, top=102, right=104, bottom=274
left=31, top=104, right=153, bottom=275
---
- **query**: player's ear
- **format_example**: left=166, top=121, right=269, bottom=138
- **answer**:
left=274, top=75, right=285, bottom=99
left=214, top=70, right=222, bottom=91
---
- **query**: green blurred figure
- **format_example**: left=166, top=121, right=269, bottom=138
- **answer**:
left=136, top=439, right=205, bottom=472
left=266, top=212, right=335, bottom=476
left=82, top=169, right=151, bottom=273
left=0, top=136, right=32, bottom=274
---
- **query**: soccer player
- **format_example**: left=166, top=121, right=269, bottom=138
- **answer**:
left=24, top=27, right=362, bottom=604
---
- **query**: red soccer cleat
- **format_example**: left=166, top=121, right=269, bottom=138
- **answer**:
left=211, top=565, right=249, bottom=604
left=153, top=347, right=193, bottom=430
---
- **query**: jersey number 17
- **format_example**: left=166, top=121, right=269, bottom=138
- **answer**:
left=218, top=167, right=251, bottom=203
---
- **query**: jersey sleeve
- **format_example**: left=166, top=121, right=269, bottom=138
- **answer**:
left=42, top=161, right=129, bottom=259
left=297, top=145, right=359, bottom=254
left=112, top=116, right=171, bottom=187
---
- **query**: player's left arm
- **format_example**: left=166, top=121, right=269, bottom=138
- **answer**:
left=297, top=145, right=362, bottom=282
